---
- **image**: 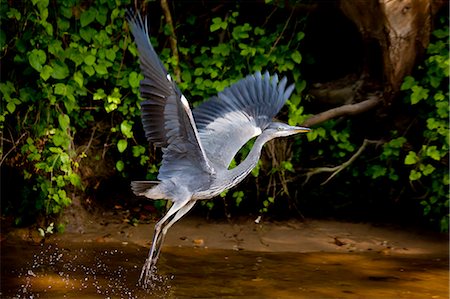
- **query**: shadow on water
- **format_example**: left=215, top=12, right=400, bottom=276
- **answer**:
left=1, top=241, right=448, bottom=298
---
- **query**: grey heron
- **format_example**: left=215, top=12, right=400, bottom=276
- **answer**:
left=127, top=12, right=310, bottom=287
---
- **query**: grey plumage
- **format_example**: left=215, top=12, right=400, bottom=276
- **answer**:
left=127, top=11, right=310, bottom=288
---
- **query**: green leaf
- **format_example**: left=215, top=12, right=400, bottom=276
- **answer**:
left=404, top=151, right=419, bottom=165
left=105, top=49, right=116, bottom=62
left=409, top=169, right=422, bottom=181
left=80, top=8, right=97, bottom=27
left=425, top=146, right=441, bottom=160
left=28, top=49, right=46, bottom=72
left=433, top=28, right=448, bottom=39
left=388, top=137, right=407, bottom=148
left=117, top=139, right=128, bottom=153
left=7, top=8, right=22, bottom=20
left=94, top=62, right=108, bottom=75
left=58, top=114, right=70, bottom=131
left=40, top=65, right=53, bottom=81
left=368, top=165, right=387, bottom=179
left=420, top=164, right=435, bottom=176
left=84, top=55, right=96, bottom=66
left=83, top=65, right=95, bottom=76
left=69, top=173, right=82, bottom=187
left=132, top=145, right=145, bottom=157
left=291, top=51, right=302, bottom=64
left=120, top=120, right=134, bottom=138
left=116, top=160, right=124, bottom=172
left=52, top=133, right=66, bottom=147
left=73, top=71, right=83, bottom=88
left=6, top=102, right=16, bottom=113
left=96, top=6, right=107, bottom=26
left=410, top=85, right=429, bottom=104
left=54, top=83, right=66, bottom=95
left=295, top=31, right=305, bottom=42
left=210, top=17, right=227, bottom=32
left=79, top=27, right=96, bottom=42
left=128, top=71, right=140, bottom=88
left=211, top=44, right=231, bottom=56
left=401, top=76, right=415, bottom=90
left=93, top=88, right=106, bottom=100
left=51, top=60, right=69, bottom=79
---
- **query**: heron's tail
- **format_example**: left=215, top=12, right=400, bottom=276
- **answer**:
left=131, top=181, right=159, bottom=196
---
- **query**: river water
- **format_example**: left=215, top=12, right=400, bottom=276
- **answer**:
left=1, top=240, right=448, bottom=298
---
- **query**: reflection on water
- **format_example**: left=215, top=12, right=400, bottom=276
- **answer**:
left=1, top=241, right=448, bottom=298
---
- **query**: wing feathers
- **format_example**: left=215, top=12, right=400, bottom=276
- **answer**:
left=193, top=71, right=294, bottom=168
left=127, top=11, right=214, bottom=185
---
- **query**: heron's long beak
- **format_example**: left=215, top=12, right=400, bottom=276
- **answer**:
left=293, top=126, right=311, bottom=133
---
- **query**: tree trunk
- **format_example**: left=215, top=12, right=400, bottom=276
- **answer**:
left=306, top=0, right=446, bottom=126
left=341, top=0, right=438, bottom=95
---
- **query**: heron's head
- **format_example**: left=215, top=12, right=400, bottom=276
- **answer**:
left=264, top=122, right=311, bottom=139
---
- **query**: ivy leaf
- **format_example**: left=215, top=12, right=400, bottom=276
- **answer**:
left=128, top=71, right=140, bottom=88
left=54, top=83, right=66, bottom=95
left=410, top=85, right=429, bottom=104
left=94, top=62, right=108, bottom=75
left=93, top=88, right=106, bottom=100
left=73, top=71, right=83, bottom=88
left=132, top=145, right=145, bottom=157
left=69, top=173, right=82, bottom=187
left=6, top=101, right=16, bottom=113
left=116, top=160, right=124, bottom=172
left=120, top=120, right=133, bottom=138
left=368, top=165, right=387, bottom=179
left=425, top=146, right=441, bottom=160
left=40, top=65, right=53, bottom=81
left=420, top=164, right=436, bottom=176
left=117, top=139, right=128, bottom=153
left=96, top=6, right=108, bottom=26
left=83, top=65, right=95, bottom=76
left=409, top=170, right=422, bottom=181
left=51, top=60, right=69, bottom=79
left=291, top=50, right=302, bottom=64
left=80, top=27, right=96, bottom=42
left=28, top=49, right=46, bottom=72
left=210, top=17, right=227, bottom=32
left=58, top=114, right=70, bottom=131
left=401, top=76, right=415, bottom=90
left=105, top=49, right=116, bottom=62
left=404, top=151, right=419, bottom=165
left=84, top=55, right=96, bottom=66
left=80, top=8, right=97, bottom=27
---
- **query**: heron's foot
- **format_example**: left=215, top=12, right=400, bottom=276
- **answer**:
left=138, top=258, right=158, bottom=289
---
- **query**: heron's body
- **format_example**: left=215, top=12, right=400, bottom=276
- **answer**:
left=127, top=11, right=310, bottom=287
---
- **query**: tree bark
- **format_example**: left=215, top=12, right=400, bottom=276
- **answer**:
left=339, top=0, right=443, bottom=95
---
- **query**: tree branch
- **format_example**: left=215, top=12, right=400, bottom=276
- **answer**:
left=303, top=139, right=384, bottom=186
left=302, top=94, right=382, bottom=127
left=0, top=132, right=27, bottom=167
left=160, top=0, right=181, bottom=82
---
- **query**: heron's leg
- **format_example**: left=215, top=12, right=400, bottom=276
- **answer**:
left=153, top=200, right=196, bottom=262
left=139, top=196, right=191, bottom=286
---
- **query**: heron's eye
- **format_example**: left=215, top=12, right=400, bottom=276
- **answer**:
left=277, top=127, right=284, bottom=131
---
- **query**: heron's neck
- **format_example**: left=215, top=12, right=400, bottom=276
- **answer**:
left=226, top=133, right=271, bottom=188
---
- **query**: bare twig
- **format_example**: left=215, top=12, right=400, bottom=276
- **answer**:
left=160, top=0, right=181, bottom=82
left=268, top=8, right=294, bottom=56
left=303, top=139, right=384, bottom=186
left=0, top=132, right=27, bottom=167
left=302, top=94, right=382, bottom=127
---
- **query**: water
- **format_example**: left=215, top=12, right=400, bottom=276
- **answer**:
left=1, top=241, right=448, bottom=298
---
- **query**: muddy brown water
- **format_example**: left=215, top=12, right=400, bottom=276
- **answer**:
left=1, top=240, right=448, bottom=298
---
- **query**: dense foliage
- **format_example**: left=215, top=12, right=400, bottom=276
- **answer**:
left=1, top=0, right=448, bottom=231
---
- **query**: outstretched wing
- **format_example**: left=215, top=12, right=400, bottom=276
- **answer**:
left=193, top=72, right=294, bottom=169
left=127, top=12, right=214, bottom=184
